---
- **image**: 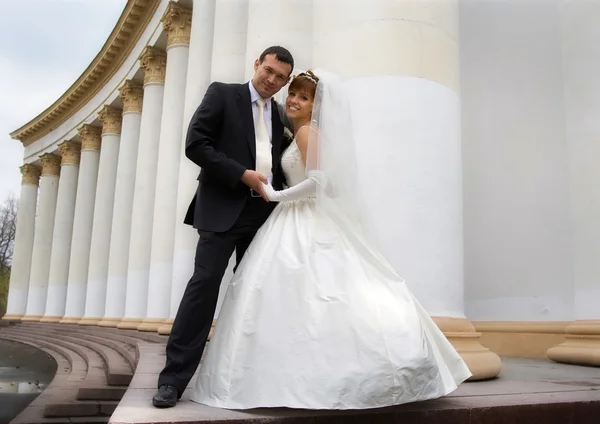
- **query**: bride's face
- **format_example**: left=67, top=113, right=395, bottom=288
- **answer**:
left=286, top=89, right=313, bottom=122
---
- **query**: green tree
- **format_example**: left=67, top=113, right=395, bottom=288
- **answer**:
left=0, top=195, right=18, bottom=317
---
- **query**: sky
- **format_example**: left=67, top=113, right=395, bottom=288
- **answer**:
left=0, top=0, right=127, bottom=205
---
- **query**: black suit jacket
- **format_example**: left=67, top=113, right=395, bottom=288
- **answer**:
left=183, top=82, right=289, bottom=232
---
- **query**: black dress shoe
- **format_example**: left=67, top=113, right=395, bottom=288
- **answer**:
left=152, top=384, right=179, bottom=408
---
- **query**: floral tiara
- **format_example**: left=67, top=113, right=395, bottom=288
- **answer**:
left=293, top=70, right=319, bottom=85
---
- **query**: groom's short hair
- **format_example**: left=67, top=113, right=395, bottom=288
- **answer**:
left=259, top=46, right=294, bottom=74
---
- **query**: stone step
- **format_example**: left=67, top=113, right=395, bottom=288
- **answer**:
left=0, top=331, right=124, bottom=399
left=16, top=322, right=168, bottom=371
left=18, top=321, right=147, bottom=347
left=6, top=326, right=134, bottom=386
left=19, top=322, right=168, bottom=344
left=1, top=328, right=128, bottom=421
left=0, top=335, right=82, bottom=424
left=2, top=327, right=108, bottom=383
left=0, top=333, right=87, bottom=384
left=45, top=401, right=118, bottom=418
left=15, top=324, right=138, bottom=371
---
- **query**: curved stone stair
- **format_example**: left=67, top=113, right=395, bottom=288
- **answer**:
left=0, top=322, right=167, bottom=424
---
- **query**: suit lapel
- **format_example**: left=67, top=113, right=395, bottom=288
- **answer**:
left=271, top=98, right=284, bottom=174
left=237, top=84, right=256, bottom=161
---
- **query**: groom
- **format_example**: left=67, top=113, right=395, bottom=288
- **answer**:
left=153, top=46, right=294, bottom=408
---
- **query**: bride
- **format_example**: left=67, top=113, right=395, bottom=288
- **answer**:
left=190, top=70, right=472, bottom=410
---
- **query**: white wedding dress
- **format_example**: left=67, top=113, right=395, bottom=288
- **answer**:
left=190, top=139, right=472, bottom=410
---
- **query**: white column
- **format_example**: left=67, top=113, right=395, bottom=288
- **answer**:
left=187, top=0, right=250, bottom=329
left=41, top=142, right=81, bottom=322
left=2, top=164, right=41, bottom=321
left=22, top=153, right=61, bottom=321
left=159, top=0, right=217, bottom=335
left=139, top=3, right=192, bottom=332
left=312, top=0, right=499, bottom=380
left=210, top=0, right=249, bottom=82
left=99, top=81, right=143, bottom=328
left=118, top=46, right=166, bottom=330
left=244, top=0, right=313, bottom=79
left=60, top=125, right=101, bottom=324
left=547, top=0, right=600, bottom=366
left=564, top=0, right=600, bottom=322
left=79, top=106, right=122, bottom=325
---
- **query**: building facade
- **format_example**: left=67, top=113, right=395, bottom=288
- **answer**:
left=3, top=0, right=599, bottom=380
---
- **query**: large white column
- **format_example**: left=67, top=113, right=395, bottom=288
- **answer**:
left=60, top=125, right=101, bottom=324
left=312, top=0, right=499, bottom=380
left=244, top=0, right=313, bottom=79
left=79, top=107, right=122, bottom=326
left=2, top=164, right=41, bottom=321
left=118, top=46, right=166, bottom=330
left=166, top=0, right=249, bottom=334
left=159, top=0, right=217, bottom=335
left=210, top=0, right=249, bottom=82
left=99, top=81, right=143, bottom=328
left=547, top=0, right=600, bottom=366
left=139, top=3, right=192, bottom=332
left=21, top=153, right=61, bottom=321
left=40, top=142, right=81, bottom=322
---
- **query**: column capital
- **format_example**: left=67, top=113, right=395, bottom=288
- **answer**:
left=98, top=105, right=123, bottom=136
left=139, top=46, right=167, bottom=86
left=39, top=153, right=61, bottom=176
left=20, top=163, right=41, bottom=185
left=119, top=80, right=144, bottom=113
left=78, top=124, right=102, bottom=151
left=161, top=1, right=192, bottom=48
left=58, top=140, right=82, bottom=166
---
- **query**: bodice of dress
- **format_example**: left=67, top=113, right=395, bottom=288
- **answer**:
left=280, top=140, right=308, bottom=187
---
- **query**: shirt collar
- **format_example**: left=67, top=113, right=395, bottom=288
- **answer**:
left=248, top=81, right=271, bottom=109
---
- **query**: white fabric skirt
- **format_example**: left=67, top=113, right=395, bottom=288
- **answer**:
left=190, top=198, right=471, bottom=410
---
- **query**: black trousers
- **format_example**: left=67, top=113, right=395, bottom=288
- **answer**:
left=158, top=196, right=274, bottom=394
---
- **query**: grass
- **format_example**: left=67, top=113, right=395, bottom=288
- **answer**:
left=0, top=270, right=9, bottom=318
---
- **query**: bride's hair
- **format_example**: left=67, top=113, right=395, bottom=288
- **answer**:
left=289, top=70, right=319, bottom=99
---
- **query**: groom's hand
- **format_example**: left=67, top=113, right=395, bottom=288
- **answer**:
left=241, top=170, right=269, bottom=201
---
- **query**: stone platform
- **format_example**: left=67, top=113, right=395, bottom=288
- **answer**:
left=113, top=344, right=600, bottom=424
left=2, top=322, right=600, bottom=424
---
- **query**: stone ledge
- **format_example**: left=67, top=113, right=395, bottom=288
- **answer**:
left=110, top=344, right=600, bottom=424
left=109, top=390, right=600, bottom=424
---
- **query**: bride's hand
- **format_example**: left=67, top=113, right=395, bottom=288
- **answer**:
left=262, top=182, right=276, bottom=202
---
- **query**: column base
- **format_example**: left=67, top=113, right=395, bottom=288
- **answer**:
left=20, top=315, right=44, bottom=322
left=78, top=317, right=103, bottom=326
left=117, top=318, right=144, bottom=330
left=98, top=317, right=122, bottom=328
left=157, top=319, right=215, bottom=337
left=137, top=319, right=167, bottom=332
left=433, top=316, right=502, bottom=381
left=547, top=320, right=600, bottom=366
left=1, top=314, right=23, bottom=322
left=39, top=315, right=63, bottom=323
left=157, top=319, right=174, bottom=335
left=59, top=316, right=82, bottom=324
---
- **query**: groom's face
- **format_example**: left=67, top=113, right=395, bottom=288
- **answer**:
left=252, top=54, right=292, bottom=99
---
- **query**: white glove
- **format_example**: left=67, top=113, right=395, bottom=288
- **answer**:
left=263, top=177, right=317, bottom=202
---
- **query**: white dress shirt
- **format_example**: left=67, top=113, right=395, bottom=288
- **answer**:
left=248, top=81, right=273, bottom=182
left=248, top=81, right=273, bottom=142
